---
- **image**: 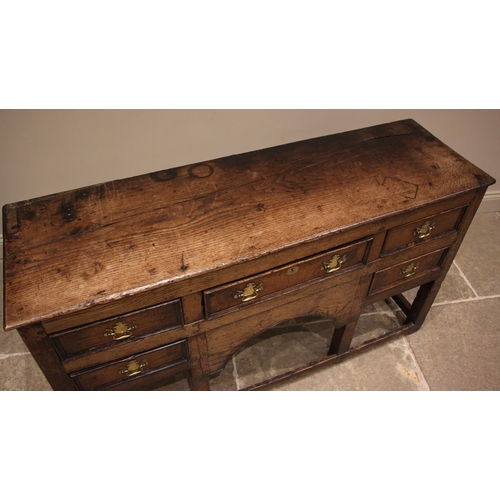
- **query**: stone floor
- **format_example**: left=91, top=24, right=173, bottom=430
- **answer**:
left=1, top=211, right=499, bottom=391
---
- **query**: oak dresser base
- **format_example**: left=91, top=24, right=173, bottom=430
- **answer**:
left=2, top=120, right=495, bottom=390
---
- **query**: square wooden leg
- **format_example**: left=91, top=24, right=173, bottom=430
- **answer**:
left=187, top=334, right=211, bottom=391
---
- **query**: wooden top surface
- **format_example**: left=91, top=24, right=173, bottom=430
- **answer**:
left=2, top=119, right=495, bottom=330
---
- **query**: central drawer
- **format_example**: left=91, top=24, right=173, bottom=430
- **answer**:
left=203, top=237, right=372, bottom=318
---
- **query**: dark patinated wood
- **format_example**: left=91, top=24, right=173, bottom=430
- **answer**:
left=104, top=362, right=190, bottom=391
left=50, top=299, right=182, bottom=360
left=390, top=294, right=412, bottom=317
left=382, top=205, right=466, bottom=254
left=17, top=324, right=75, bottom=390
left=71, top=340, right=188, bottom=390
left=2, top=119, right=495, bottom=390
left=3, top=119, right=493, bottom=331
left=370, top=248, right=448, bottom=296
left=404, top=187, right=488, bottom=330
left=203, top=237, right=371, bottom=319
left=206, top=277, right=358, bottom=374
left=181, top=292, right=204, bottom=324
left=329, top=274, right=374, bottom=356
left=187, top=334, right=210, bottom=391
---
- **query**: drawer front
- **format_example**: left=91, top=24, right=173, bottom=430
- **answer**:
left=51, top=300, right=183, bottom=359
left=382, top=206, right=465, bottom=254
left=204, top=238, right=371, bottom=318
left=102, top=362, right=190, bottom=391
left=370, top=248, right=448, bottom=295
left=71, top=340, right=187, bottom=390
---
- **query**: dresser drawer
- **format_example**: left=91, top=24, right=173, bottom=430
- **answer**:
left=204, top=238, right=371, bottom=318
left=382, top=206, right=465, bottom=254
left=50, top=300, right=183, bottom=359
left=370, top=247, right=448, bottom=296
left=70, top=340, right=188, bottom=390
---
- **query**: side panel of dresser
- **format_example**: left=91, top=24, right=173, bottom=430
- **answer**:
left=17, top=323, right=76, bottom=390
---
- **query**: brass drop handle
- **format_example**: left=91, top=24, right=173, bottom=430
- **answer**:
left=234, top=282, right=264, bottom=302
left=414, top=221, right=435, bottom=239
left=119, top=359, right=148, bottom=377
left=322, top=254, right=347, bottom=273
left=104, top=320, right=137, bottom=341
left=401, top=262, right=419, bottom=278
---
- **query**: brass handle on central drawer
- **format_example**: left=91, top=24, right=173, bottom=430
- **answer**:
left=322, top=254, right=347, bottom=273
left=401, top=262, right=419, bottom=278
left=119, top=359, right=148, bottom=377
left=414, top=221, right=436, bottom=239
left=234, top=282, right=264, bottom=302
left=104, top=321, right=137, bottom=341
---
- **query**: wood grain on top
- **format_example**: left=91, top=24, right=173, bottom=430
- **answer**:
left=2, top=119, right=495, bottom=330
